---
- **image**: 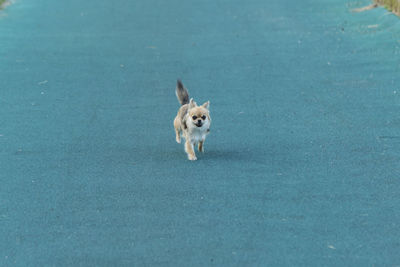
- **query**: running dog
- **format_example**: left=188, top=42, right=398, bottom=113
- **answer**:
left=173, top=80, right=211, bottom=160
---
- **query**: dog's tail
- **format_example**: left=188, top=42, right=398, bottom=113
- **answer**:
left=176, top=79, right=189, bottom=106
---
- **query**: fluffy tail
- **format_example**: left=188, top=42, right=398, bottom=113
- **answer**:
left=176, top=79, right=189, bottom=105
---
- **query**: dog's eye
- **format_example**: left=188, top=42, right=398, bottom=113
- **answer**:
left=192, top=116, right=197, bottom=120
left=201, top=115, right=206, bottom=120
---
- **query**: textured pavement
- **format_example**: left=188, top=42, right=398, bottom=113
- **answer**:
left=1, top=0, right=400, bottom=265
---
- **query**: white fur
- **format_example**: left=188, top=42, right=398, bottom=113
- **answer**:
left=185, top=117, right=210, bottom=144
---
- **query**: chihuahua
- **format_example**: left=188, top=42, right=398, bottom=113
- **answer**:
left=174, top=80, right=211, bottom=160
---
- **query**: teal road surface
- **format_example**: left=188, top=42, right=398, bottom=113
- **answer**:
left=1, top=0, right=400, bottom=265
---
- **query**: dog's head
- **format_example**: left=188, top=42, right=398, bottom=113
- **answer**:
left=187, top=98, right=211, bottom=128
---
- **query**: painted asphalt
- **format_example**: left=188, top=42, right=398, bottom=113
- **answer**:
left=1, top=0, right=400, bottom=265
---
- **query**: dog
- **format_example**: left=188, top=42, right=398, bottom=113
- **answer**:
left=174, top=80, right=211, bottom=160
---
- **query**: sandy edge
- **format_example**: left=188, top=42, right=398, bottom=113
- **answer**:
left=353, top=1, right=400, bottom=16
left=0, top=0, right=11, bottom=10
left=352, top=3, right=378, bottom=13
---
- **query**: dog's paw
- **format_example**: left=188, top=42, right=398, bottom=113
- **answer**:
left=188, top=155, right=197, bottom=161
left=176, top=137, right=181, bottom=144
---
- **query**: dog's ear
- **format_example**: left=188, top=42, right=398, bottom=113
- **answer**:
left=202, top=101, right=210, bottom=109
left=188, top=98, right=197, bottom=109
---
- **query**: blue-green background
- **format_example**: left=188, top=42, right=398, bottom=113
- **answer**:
left=1, top=0, right=400, bottom=265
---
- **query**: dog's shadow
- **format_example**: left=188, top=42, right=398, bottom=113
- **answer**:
left=142, top=141, right=265, bottom=163
left=147, top=147, right=252, bottom=163
left=198, top=148, right=255, bottom=162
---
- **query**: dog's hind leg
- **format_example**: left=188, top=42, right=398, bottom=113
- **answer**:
left=175, top=129, right=181, bottom=143
left=198, top=140, right=204, bottom=152
left=174, top=117, right=181, bottom=143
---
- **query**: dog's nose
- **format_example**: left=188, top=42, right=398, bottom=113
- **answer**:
left=198, top=120, right=202, bottom=124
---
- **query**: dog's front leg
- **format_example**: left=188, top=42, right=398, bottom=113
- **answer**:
left=185, top=140, right=197, bottom=161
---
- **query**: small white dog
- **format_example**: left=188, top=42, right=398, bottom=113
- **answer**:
left=173, top=80, right=211, bottom=160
